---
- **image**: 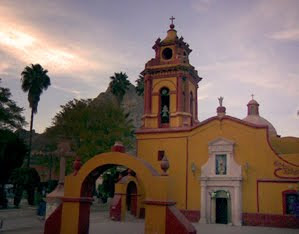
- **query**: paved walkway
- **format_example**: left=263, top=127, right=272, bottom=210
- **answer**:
left=0, top=202, right=298, bottom=234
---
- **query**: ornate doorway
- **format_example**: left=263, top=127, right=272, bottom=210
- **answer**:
left=200, top=137, right=242, bottom=226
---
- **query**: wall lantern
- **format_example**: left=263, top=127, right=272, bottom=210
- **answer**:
left=191, top=162, right=196, bottom=174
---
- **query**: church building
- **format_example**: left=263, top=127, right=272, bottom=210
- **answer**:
left=110, top=20, right=299, bottom=228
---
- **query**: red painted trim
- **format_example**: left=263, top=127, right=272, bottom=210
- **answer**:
left=144, top=200, right=176, bottom=206
left=166, top=206, right=197, bottom=234
left=111, top=144, right=125, bottom=153
left=242, top=212, right=299, bottom=228
left=137, top=115, right=298, bottom=168
left=274, top=167, right=299, bottom=179
left=256, top=179, right=299, bottom=213
left=282, top=190, right=297, bottom=215
left=61, top=197, right=94, bottom=203
left=180, top=209, right=200, bottom=222
left=176, top=76, right=179, bottom=112
left=265, top=134, right=299, bottom=168
left=256, top=179, right=259, bottom=212
left=185, top=137, right=189, bottom=209
left=110, top=195, right=122, bottom=221
left=44, top=204, right=62, bottom=234
left=257, top=179, right=299, bottom=183
left=195, top=86, right=198, bottom=121
left=136, top=115, right=251, bottom=134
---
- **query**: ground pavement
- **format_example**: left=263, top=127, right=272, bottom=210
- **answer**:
left=0, top=201, right=298, bottom=234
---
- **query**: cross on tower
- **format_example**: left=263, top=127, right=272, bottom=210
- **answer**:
left=170, top=16, right=175, bottom=25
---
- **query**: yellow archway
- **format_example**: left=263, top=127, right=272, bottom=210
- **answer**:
left=46, top=151, right=196, bottom=234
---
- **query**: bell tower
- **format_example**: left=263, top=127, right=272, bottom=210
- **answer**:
left=141, top=18, right=202, bottom=129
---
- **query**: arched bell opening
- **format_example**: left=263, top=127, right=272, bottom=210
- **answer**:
left=159, top=87, right=170, bottom=127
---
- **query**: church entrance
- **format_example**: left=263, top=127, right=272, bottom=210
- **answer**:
left=216, top=198, right=228, bottom=224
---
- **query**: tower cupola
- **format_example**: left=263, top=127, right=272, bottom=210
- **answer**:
left=141, top=18, right=202, bottom=129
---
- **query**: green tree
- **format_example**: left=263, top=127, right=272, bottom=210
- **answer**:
left=21, top=64, right=51, bottom=167
left=45, top=99, right=133, bottom=164
left=109, top=72, right=131, bottom=102
left=135, top=75, right=144, bottom=96
left=0, top=129, right=27, bottom=208
left=10, top=167, right=40, bottom=206
left=0, top=79, right=26, bottom=130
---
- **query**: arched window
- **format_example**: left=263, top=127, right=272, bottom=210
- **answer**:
left=160, top=87, right=170, bottom=124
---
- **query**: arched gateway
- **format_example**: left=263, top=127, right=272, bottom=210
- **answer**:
left=45, top=151, right=196, bottom=234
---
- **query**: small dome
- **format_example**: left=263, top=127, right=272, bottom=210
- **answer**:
left=161, top=28, right=177, bottom=44
left=242, top=97, right=277, bottom=136
left=248, top=99, right=259, bottom=105
left=243, top=115, right=277, bottom=136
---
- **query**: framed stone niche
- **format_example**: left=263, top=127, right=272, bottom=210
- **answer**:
left=200, top=137, right=242, bottom=226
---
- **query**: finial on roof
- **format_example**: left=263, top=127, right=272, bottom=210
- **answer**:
left=217, top=96, right=226, bottom=117
left=251, top=94, right=254, bottom=100
left=169, top=16, right=175, bottom=29
left=218, top=96, right=224, bottom=107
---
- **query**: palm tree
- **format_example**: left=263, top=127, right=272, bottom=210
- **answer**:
left=21, top=64, right=51, bottom=167
left=109, top=72, right=130, bottom=102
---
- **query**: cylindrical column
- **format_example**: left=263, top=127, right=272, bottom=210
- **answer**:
left=186, top=80, right=190, bottom=113
left=144, top=77, right=149, bottom=114
left=195, top=85, right=198, bottom=120
left=234, top=183, right=242, bottom=226
left=177, top=76, right=182, bottom=112
left=200, top=181, right=207, bottom=223
left=59, top=156, right=66, bottom=184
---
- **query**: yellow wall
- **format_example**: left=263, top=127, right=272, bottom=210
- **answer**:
left=137, top=137, right=187, bottom=208
left=258, top=182, right=297, bottom=214
left=137, top=117, right=297, bottom=214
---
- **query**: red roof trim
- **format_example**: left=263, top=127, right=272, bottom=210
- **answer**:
left=136, top=115, right=298, bottom=167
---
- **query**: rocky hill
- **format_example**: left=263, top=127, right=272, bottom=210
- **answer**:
left=92, top=83, right=144, bottom=129
left=19, top=83, right=144, bottom=154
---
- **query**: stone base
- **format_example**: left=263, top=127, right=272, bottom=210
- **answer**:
left=45, top=183, right=64, bottom=219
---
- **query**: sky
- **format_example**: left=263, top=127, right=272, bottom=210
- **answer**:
left=0, top=0, right=298, bottom=137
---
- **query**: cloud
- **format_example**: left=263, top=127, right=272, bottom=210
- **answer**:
left=270, top=28, right=299, bottom=41
left=52, top=85, right=81, bottom=98
left=0, top=23, right=108, bottom=80
left=191, top=0, right=212, bottom=12
left=0, top=62, right=10, bottom=75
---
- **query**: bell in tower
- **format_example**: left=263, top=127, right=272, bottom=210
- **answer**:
left=141, top=17, right=202, bottom=129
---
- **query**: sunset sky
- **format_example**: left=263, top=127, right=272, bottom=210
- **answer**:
left=1, top=0, right=298, bottom=136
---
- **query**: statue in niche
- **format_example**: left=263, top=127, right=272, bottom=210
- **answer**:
left=216, top=154, right=227, bottom=175
left=161, top=105, right=169, bottom=121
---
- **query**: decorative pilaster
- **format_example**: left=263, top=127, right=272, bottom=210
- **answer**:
left=177, top=76, right=183, bottom=112
left=195, top=85, right=199, bottom=122
left=234, top=183, right=242, bottom=226
left=199, top=180, right=207, bottom=223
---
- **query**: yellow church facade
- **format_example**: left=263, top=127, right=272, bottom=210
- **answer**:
left=134, top=21, right=299, bottom=228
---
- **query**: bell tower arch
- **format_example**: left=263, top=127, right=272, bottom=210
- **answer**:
left=142, top=19, right=202, bottom=129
